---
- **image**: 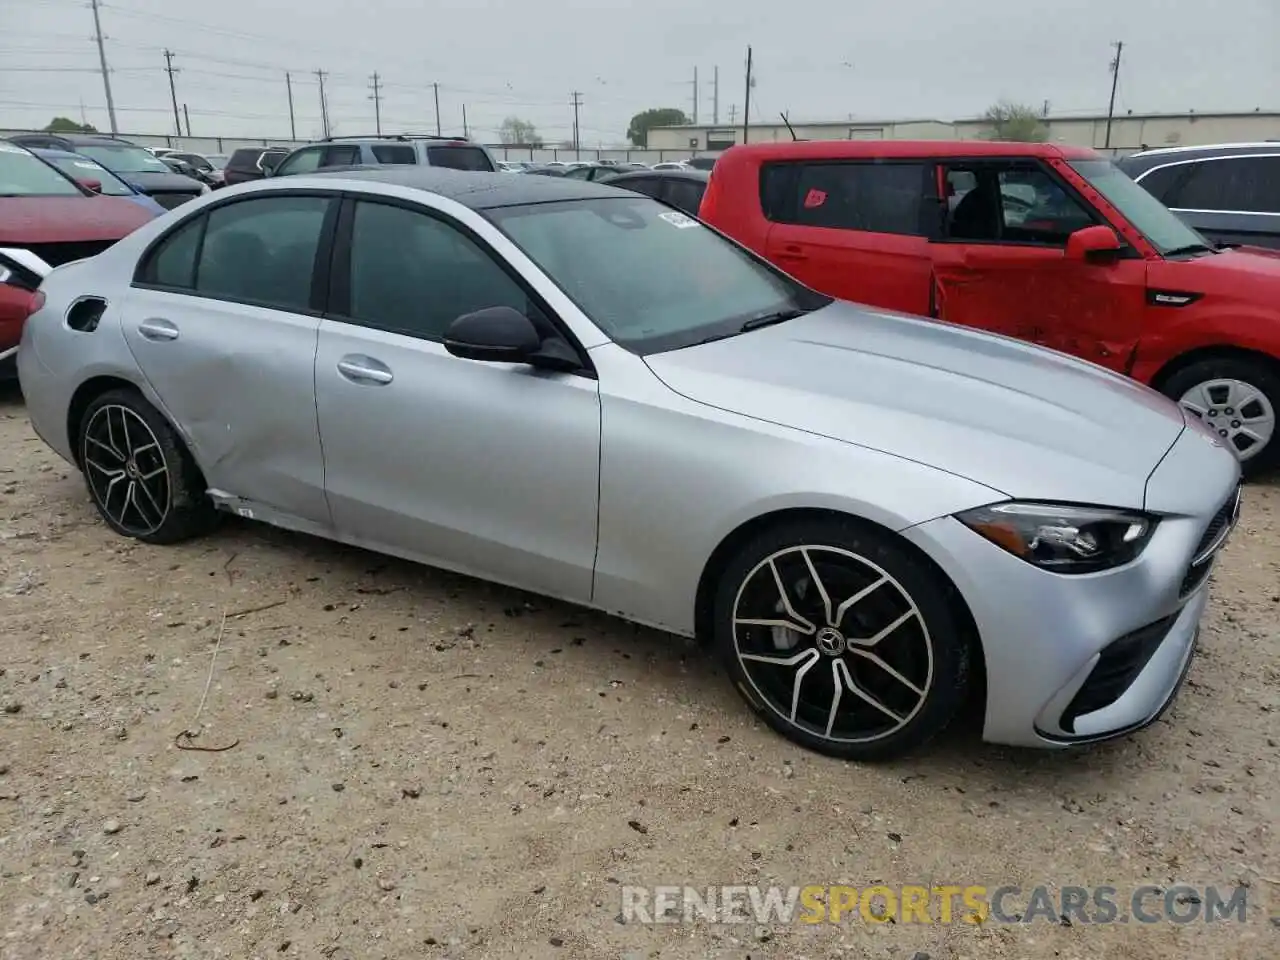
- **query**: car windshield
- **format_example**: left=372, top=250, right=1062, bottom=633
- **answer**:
left=77, top=144, right=172, bottom=174
left=205, top=155, right=229, bottom=170
left=45, top=155, right=134, bottom=196
left=486, top=196, right=830, bottom=354
left=1068, top=159, right=1210, bottom=256
left=0, top=143, right=83, bottom=197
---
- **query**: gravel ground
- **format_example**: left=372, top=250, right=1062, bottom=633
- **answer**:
left=1, top=382, right=1277, bottom=960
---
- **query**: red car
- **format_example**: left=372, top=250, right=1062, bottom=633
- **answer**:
left=0, top=141, right=156, bottom=377
left=700, top=140, right=1280, bottom=474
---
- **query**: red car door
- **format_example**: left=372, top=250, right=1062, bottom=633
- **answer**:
left=760, top=160, right=935, bottom=315
left=930, top=159, right=1147, bottom=371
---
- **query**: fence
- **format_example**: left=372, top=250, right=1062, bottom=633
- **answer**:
left=0, top=128, right=712, bottom=165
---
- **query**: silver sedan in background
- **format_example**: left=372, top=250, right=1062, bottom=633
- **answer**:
left=7, top=169, right=1241, bottom=761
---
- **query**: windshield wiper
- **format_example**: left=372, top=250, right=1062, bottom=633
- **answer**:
left=1163, top=243, right=1216, bottom=257
left=740, top=307, right=809, bottom=332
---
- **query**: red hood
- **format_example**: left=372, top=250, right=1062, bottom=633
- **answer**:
left=1149, top=246, right=1280, bottom=294
left=0, top=195, right=155, bottom=245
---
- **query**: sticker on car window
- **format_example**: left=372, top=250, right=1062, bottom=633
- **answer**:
left=72, top=160, right=102, bottom=170
left=803, top=188, right=827, bottom=209
left=658, top=211, right=698, bottom=229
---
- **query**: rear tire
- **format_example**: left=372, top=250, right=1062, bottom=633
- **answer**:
left=712, top=516, right=970, bottom=762
left=1161, top=357, right=1279, bottom=477
left=78, top=388, right=218, bottom=544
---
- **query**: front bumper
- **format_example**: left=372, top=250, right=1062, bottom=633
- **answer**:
left=903, top=427, right=1240, bottom=748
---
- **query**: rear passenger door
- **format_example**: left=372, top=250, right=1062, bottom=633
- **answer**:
left=759, top=160, right=936, bottom=314
left=124, top=193, right=339, bottom=525
left=1159, top=156, right=1280, bottom=249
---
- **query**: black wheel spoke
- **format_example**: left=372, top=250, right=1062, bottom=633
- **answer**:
left=83, top=404, right=171, bottom=537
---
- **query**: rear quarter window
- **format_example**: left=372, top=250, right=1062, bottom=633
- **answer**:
left=426, top=145, right=494, bottom=171
left=370, top=144, right=417, bottom=164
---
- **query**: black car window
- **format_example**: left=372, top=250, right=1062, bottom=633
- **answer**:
left=320, top=145, right=361, bottom=168
left=193, top=196, right=331, bottom=311
left=615, top=177, right=663, bottom=199
left=1132, top=163, right=1190, bottom=202
left=662, top=179, right=706, bottom=216
left=370, top=144, right=417, bottom=164
left=137, top=215, right=204, bottom=288
left=227, top=148, right=261, bottom=171
left=769, top=161, right=928, bottom=235
left=274, top=147, right=323, bottom=177
left=345, top=200, right=530, bottom=340
left=943, top=163, right=1093, bottom=245
left=1166, top=156, right=1280, bottom=214
left=425, top=145, right=493, bottom=171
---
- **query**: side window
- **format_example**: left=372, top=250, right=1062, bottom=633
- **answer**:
left=345, top=201, right=532, bottom=340
left=425, top=145, right=493, bottom=171
left=195, top=196, right=331, bottom=311
left=319, top=145, right=360, bottom=168
left=1169, top=157, right=1280, bottom=214
left=663, top=179, right=706, bottom=216
left=783, top=162, right=927, bottom=235
left=275, top=147, right=323, bottom=177
left=370, top=144, right=417, bottom=164
left=945, top=164, right=1092, bottom=245
left=137, top=215, right=204, bottom=288
left=1132, top=163, right=1190, bottom=202
left=617, top=177, right=662, bottom=200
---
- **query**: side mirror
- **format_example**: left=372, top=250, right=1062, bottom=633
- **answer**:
left=79, top=178, right=103, bottom=194
left=444, top=306, right=542, bottom=363
left=1066, top=225, right=1124, bottom=264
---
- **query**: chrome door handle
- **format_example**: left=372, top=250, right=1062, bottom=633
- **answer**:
left=138, top=318, right=179, bottom=341
left=337, top=355, right=394, bottom=385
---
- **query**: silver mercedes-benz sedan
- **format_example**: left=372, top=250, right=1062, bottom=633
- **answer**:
left=6, top=169, right=1242, bottom=761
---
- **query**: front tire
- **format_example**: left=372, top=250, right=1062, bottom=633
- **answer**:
left=78, top=388, right=217, bottom=544
left=712, top=516, right=970, bottom=762
left=1162, top=357, right=1279, bottom=477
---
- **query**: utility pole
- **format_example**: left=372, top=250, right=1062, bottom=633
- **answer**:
left=1104, top=40, right=1123, bottom=149
left=728, top=104, right=737, bottom=125
left=285, top=72, right=296, bottom=140
left=182, top=103, right=191, bottom=137
left=163, top=49, right=181, bottom=137
left=433, top=82, right=441, bottom=136
left=1041, top=99, right=1050, bottom=118
left=570, top=91, right=583, bottom=158
left=713, top=66, right=719, bottom=124
left=692, top=67, right=699, bottom=124
left=89, top=0, right=118, bottom=135
left=315, top=69, right=330, bottom=138
left=462, top=103, right=468, bottom=138
left=369, top=72, right=382, bottom=135
left=743, top=46, right=753, bottom=144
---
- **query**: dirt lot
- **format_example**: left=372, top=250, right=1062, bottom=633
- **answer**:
left=0, top=383, right=1277, bottom=960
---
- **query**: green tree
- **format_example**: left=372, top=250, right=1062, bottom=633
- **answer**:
left=626, top=107, right=689, bottom=147
left=45, top=116, right=97, bottom=134
left=981, top=101, right=1046, bottom=142
left=498, top=116, right=543, bottom=146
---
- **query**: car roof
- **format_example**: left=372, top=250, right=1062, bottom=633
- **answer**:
left=606, top=169, right=709, bottom=183
left=720, top=139, right=1100, bottom=162
left=305, top=166, right=628, bottom=209
left=1117, top=142, right=1280, bottom=175
left=1125, top=141, right=1280, bottom=158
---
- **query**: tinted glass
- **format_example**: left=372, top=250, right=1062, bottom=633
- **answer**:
left=320, top=145, right=360, bottom=168
left=1131, top=163, right=1188, bottom=201
left=140, top=216, right=203, bottom=288
left=614, top=177, right=663, bottom=199
left=1167, top=156, right=1280, bottom=214
left=563, top=166, right=594, bottom=179
left=1069, top=159, right=1207, bottom=254
left=45, top=154, right=134, bottom=196
left=0, top=143, right=85, bottom=196
left=227, top=149, right=261, bottom=171
left=426, top=145, right=493, bottom=171
left=370, top=144, right=417, bottom=164
left=663, top=179, right=706, bottom=216
left=196, top=196, right=330, bottom=311
left=274, top=148, right=323, bottom=176
left=347, top=201, right=530, bottom=339
left=77, top=144, right=171, bottom=174
left=785, top=162, right=926, bottom=235
left=487, top=196, right=828, bottom=353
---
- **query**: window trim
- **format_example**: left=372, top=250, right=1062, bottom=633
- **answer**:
left=1143, top=153, right=1280, bottom=216
left=324, top=193, right=597, bottom=377
left=131, top=189, right=342, bottom=316
left=758, top=158, right=937, bottom=238
left=931, top=158, right=1108, bottom=249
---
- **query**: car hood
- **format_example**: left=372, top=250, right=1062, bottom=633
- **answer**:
left=116, top=170, right=204, bottom=192
left=644, top=302, right=1188, bottom=508
left=0, top=196, right=157, bottom=244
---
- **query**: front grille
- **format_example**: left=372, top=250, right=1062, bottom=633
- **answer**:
left=1179, top=485, right=1242, bottom=596
left=23, top=240, right=116, bottom=268
left=1061, top=614, right=1178, bottom=731
left=150, top=191, right=200, bottom=210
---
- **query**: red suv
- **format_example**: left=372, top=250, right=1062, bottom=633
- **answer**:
left=699, top=140, right=1280, bottom=474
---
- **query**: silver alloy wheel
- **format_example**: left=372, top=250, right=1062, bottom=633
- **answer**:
left=731, top=545, right=934, bottom=744
left=82, top=404, right=171, bottom=536
left=1179, top=378, right=1276, bottom=461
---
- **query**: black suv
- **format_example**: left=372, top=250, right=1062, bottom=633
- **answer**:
left=7, top=133, right=205, bottom=209
left=1118, top=143, right=1280, bottom=249
left=223, top=146, right=291, bottom=187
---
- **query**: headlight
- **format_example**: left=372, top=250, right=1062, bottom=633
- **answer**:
left=955, top=502, right=1157, bottom=573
